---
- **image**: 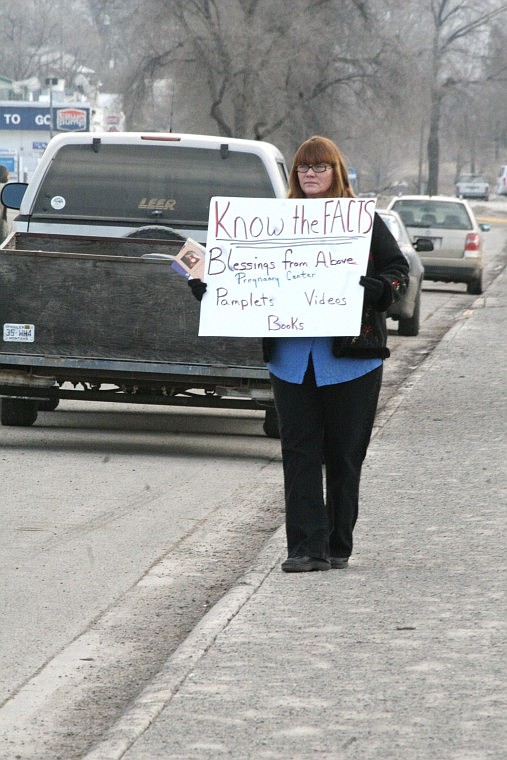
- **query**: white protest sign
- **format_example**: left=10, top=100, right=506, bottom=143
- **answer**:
left=198, top=196, right=376, bottom=337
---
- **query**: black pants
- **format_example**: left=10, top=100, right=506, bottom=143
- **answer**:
left=270, top=362, right=383, bottom=560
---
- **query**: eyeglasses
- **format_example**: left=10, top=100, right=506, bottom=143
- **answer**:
left=296, top=163, right=333, bottom=174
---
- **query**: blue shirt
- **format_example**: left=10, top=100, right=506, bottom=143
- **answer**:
left=267, top=336, right=382, bottom=386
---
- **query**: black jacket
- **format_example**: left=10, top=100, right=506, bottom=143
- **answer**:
left=262, top=212, right=409, bottom=362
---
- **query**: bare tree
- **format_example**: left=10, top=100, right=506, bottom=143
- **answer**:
left=2, top=0, right=507, bottom=193
left=0, top=0, right=63, bottom=80
left=426, top=0, right=507, bottom=194
left=0, top=0, right=103, bottom=87
left=111, top=0, right=390, bottom=154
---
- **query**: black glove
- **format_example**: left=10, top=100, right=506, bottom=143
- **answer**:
left=187, top=278, right=207, bottom=302
left=359, top=275, right=391, bottom=310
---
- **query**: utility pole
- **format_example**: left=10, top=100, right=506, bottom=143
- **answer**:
left=45, top=77, right=58, bottom=138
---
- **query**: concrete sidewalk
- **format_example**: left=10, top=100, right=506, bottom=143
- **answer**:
left=86, top=269, right=507, bottom=760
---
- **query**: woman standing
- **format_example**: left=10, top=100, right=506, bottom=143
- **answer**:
left=262, top=136, right=409, bottom=572
left=188, top=135, right=409, bottom=573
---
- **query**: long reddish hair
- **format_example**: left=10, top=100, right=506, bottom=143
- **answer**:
left=288, top=135, right=355, bottom=199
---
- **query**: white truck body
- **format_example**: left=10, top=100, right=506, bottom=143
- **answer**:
left=0, top=132, right=289, bottom=434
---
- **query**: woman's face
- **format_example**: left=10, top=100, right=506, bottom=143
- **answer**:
left=297, top=164, right=334, bottom=198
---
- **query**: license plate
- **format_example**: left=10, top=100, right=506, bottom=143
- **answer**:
left=3, top=323, right=35, bottom=342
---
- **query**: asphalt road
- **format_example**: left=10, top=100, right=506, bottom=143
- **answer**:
left=1, top=204, right=506, bottom=759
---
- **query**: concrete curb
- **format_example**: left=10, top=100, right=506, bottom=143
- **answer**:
left=83, top=526, right=286, bottom=759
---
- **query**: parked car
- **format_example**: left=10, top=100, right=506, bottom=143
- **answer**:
left=378, top=209, right=429, bottom=336
left=455, top=173, right=489, bottom=201
left=496, top=165, right=507, bottom=196
left=386, top=195, right=489, bottom=295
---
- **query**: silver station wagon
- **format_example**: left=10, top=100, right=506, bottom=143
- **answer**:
left=387, top=195, right=489, bottom=295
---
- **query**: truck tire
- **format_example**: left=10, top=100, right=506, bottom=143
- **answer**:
left=263, top=407, right=280, bottom=439
left=467, top=275, right=483, bottom=295
left=398, top=288, right=421, bottom=336
left=1, top=398, right=39, bottom=426
left=126, top=225, right=186, bottom=242
left=38, top=398, right=60, bottom=412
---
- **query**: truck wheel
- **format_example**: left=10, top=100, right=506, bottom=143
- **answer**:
left=126, top=225, right=186, bottom=242
left=38, top=398, right=60, bottom=412
left=398, top=288, right=421, bottom=336
left=1, top=398, right=39, bottom=426
left=263, top=407, right=280, bottom=439
left=467, top=275, right=483, bottom=295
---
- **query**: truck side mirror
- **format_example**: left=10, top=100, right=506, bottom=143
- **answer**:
left=1, top=182, right=28, bottom=210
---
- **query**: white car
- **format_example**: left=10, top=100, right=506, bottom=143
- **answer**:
left=496, top=165, right=507, bottom=196
left=386, top=195, right=489, bottom=295
left=455, top=174, right=489, bottom=201
left=378, top=209, right=429, bottom=336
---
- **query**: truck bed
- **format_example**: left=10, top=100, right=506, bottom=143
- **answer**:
left=0, top=232, right=265, bottom=376
left=0, top=231, right=279, bottom=433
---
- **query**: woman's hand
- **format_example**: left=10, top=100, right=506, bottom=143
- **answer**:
left=359, top=275, right=393, bottom=310
left=187, top=278, right=207, bottom=302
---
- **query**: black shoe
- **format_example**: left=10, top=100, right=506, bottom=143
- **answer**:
left=330, top=557, right=349, bottom=569
left=281, top=556, right=331, bottom=573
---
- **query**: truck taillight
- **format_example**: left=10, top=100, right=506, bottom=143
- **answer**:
left=465, top=232, right=480, bottom=252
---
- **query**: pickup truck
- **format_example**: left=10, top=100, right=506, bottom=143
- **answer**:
left=0, top=132, right=289, bottom=435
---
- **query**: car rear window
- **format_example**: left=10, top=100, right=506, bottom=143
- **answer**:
left=30, top=143, right=281, bottom=226
left=458, top=174, right=485, bottom=182
left=378, top=213, right=401, bottom=240
left=391, top=200, right=473, bottom=230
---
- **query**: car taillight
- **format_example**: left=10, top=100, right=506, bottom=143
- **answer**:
left=465, top=232, right=480, bottom=252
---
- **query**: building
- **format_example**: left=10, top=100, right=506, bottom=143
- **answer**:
left=0, top=74, right=123, bottom=181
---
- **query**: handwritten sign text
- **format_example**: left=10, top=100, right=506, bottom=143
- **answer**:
left=198, top=197, right=376, bottom=337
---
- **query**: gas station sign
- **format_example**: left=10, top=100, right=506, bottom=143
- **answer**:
left=0, top=104, right=90, bottom=131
